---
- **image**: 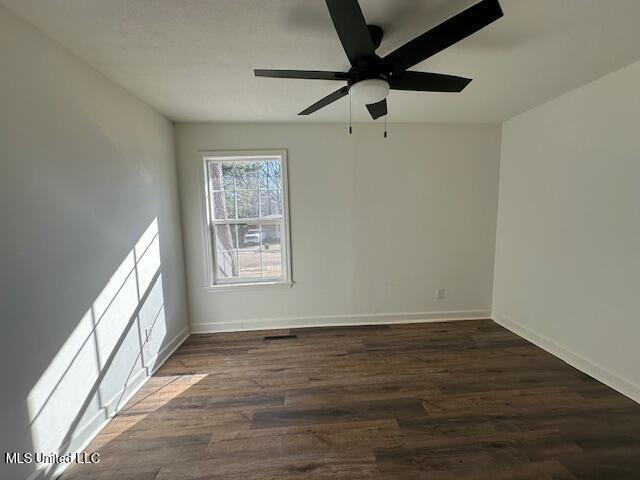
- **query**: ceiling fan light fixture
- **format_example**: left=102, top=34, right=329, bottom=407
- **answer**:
left=349, top=79, right=390, bottom=105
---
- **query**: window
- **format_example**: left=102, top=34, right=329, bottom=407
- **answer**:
left=202, top=150, right=292, bottom=288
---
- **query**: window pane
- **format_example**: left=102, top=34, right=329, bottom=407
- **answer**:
left=212, top=191, right=236, bottom=220
left=212, top=162, right=235, bottom=191
left=209, top=161, right=235, bottom=191
left=260, top=224, right=281, bottom=250
left=235, top=162, right=259, bottom=189
left=238, top=223, right=261, bottom=250
left=261, top=250, right=282, bottom=278
left=223, top=162, right=235, bottom=190
left=217, top=250, right=238, bottom=279
left=208, top=162, right=223, bottom=191
left=236, top=190, right=259, bottom=219
left=214, top=224, right=238, bottom=251
left=259, top=160, right=282, bottom=190
left=261, top=224, right=283, bottom=278
left=260, top=189, right=282, bottom=217
left=238, top=251, right=261, bottom=278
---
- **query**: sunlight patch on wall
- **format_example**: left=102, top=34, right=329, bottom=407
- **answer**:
left=26, top=218, right=167, bottom=473
left=26, top=309, right=101, bottom=456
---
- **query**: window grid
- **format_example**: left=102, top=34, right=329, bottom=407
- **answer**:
left=204, top=153, right=289, bottom=287
left=211, top=163, right=281, bottom=221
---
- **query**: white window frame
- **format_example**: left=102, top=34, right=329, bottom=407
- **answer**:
left=200, top=149, right=293, bottom=291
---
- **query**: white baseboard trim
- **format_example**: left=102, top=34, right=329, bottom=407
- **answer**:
left=26, top=325, right=191, bottom=480
left=149, top=325, right=191, bottom=375
left=493, top=313, right=640, bottom=404
left=191, top=310, right=491, bottom=334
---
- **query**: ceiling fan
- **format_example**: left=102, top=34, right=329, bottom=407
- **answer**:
left=254, top=0, right=503, bottom=120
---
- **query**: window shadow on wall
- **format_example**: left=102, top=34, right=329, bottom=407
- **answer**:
left=26, top=218, right=169, bottom=479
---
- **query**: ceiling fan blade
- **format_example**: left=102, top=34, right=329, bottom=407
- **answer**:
left=366, top=99, right=387, bottom=120
left=255, top=69, right=350, bottom=81
left=383, top=0, right=503, bottom=71
left=325, top=0, right=376, bottom=65
left=299, top=86, right=349, bottom=115
left=390, top=71, right=472, bottom=92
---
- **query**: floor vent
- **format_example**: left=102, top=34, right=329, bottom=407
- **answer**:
left=263, top=334, right=298, bottom=341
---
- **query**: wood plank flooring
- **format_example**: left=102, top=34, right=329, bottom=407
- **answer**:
left=61, top=320, right=640, bottom=480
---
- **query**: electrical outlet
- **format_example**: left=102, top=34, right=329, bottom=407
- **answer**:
left=436, top=288, right=445, bottom=300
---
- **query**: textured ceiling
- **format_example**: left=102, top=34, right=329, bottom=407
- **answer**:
left=3, top=0, right=640, bottom=123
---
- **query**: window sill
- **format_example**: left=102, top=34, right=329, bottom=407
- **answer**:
left=204, top=281, right=294, bottom=293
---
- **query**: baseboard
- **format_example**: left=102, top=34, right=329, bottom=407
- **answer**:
left=493, top=313, right=640, bottom=404
left=26, top=325, right=191, bottom=480
left=191, top=310, right=491, bottom=333
left=149, top=325, right=191, bottom=375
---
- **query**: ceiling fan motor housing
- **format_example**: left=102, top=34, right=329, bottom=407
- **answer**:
left=347, top=59, right=389, bottom=85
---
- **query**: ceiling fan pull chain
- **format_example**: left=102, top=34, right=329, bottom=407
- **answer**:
left=384, top=114, right=388, bottom=138
left=349, top=91, right=353, bottom=134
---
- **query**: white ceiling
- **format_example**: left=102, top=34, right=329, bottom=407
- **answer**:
left=3, top=0, right=640, bottom=123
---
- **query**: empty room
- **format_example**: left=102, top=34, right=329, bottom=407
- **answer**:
left=1, top=0, right=639, bottom=479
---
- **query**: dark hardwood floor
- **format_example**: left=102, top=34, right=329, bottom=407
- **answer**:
left=62, top=320, right=640, bottom=479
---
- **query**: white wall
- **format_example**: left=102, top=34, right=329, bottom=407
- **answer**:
left=175, top=122, right=501, bottom=332
left=0, top=6, right=189, bottom=479
left=493, top=60, right=640, bottom=402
